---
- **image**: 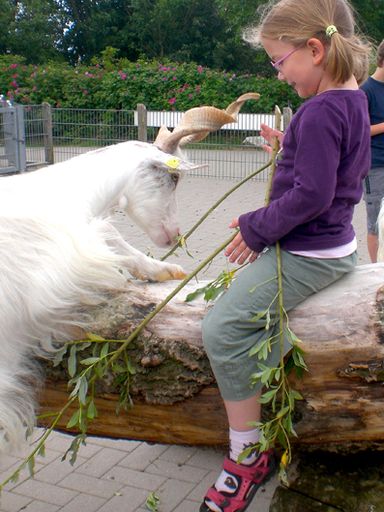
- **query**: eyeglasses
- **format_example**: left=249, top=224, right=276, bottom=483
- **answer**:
left=270, top=47, right=301, bottom=72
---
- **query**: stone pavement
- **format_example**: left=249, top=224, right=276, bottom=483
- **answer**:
left=0, top=175, right=370, bottom=512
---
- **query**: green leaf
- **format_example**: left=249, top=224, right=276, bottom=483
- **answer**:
left=66, top=410, right=80, bottom=429
left=259, top=388, right=278, bottom=404
left=78, top=377, right=88, bottom=405
left=37, top=443, right=46, bottom=458
left=265, top=309, right=271, bottom=330
left=250, top=309, right=268, bottom=323
left=146, top=492, right=160, bottom=511
left=126, top=359, right=136, bottom=375
left=27, top=456, right=35, bottom=477
left=276, top=406, right=290, bottom=419
left=185, top=287, right=205, bottom=302
left=68, top=345, right=77, bottom=378
left=87, top=400, right=98, bottom=420
left=86, top=332, right=106, bottom=342
left=80, top=357, right=101, bottom=366
left=100, top=342, right=109, bottom=359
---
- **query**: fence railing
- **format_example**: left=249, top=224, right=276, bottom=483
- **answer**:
left=19, top=103, right=292, bottom=180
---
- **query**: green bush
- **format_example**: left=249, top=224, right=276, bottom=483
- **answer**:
left=0, top=54, right=303, bottom=113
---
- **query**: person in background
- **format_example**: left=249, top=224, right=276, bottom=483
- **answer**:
left=199, top=0, right=371, bottom=511
left=361, top=40, right=384, bottom=263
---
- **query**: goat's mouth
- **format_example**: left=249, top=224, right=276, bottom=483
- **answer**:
left=150, top=225, right=179, bottom=248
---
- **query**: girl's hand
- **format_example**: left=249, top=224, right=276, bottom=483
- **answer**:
left=260, top=123, right=284, bottom=153
left=224, top=218, right=258, bottom=265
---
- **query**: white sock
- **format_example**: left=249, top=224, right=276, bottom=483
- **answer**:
left=229, top=427, right=260, bottom=464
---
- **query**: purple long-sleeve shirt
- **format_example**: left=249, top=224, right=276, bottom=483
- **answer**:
left=239, top=89, right=371, bottom=253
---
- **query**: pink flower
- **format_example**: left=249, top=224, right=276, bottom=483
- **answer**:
left=10, top=63, right=18, bottom=69
left=168, top=97, right=176, bottom=105
left=118, top=71, right=127, bottom=80
left=10, top=80, right=18, bottom=88
left=197, top=65, right=203, bottom=74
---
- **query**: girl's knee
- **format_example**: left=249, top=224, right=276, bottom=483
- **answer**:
left=201, top=308, right=226, bottom=357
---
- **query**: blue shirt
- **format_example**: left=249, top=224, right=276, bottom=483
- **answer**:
left=361, top=76, right=384, bottom=168
left=239, top=90, right=371, bottom=253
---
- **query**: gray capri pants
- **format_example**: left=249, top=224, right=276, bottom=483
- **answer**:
left=363, top=167, right=384, bottom=235
left=202, top=246, right=357, bottom=401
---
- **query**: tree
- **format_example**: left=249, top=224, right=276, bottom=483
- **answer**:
left=0, top=0, right=63, bottom=63
left=57, top=0, right=134, bottom=64
left=351, top=0, right=383, bottom=44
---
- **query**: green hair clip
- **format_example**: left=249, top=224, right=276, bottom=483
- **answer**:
left=325, top=25, right=338, bottom=37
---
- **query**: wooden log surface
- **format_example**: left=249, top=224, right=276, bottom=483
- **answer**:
left=38, top=263, right=384, bottom=449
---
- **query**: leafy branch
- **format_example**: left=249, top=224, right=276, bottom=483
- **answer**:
left=244, top=106, right=307, bottom=480
left=161, top=159, right=272, bottom=261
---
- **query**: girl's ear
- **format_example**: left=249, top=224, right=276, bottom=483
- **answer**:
left=307, top=37, right=326, bottom=65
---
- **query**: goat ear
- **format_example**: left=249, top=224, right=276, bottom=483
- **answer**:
left=160, top=156, right=207, bottom=173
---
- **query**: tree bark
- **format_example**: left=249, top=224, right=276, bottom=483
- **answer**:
left=38, top=263, right=384, bottom=449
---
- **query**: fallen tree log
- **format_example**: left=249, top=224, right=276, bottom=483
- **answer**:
left=38, top=263, right=384, bottom=449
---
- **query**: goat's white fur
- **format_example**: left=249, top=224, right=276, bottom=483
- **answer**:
left=0, top=141, right=196, bottom=452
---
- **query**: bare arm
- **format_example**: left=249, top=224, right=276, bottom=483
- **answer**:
left=371, top=122, right=384, bottom=136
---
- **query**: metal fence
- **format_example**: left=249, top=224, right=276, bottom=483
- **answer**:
left=10, top=104, right=292, bottom=180
left=0, top=98, right=26, bottom=174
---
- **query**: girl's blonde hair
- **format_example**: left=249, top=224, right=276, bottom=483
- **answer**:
left=377, top=40, right=384, bottom=67
left=244, top=0, right=371, bottom=85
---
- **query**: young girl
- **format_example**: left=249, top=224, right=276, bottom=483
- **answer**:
left=200, top=1, right=371, bottom=511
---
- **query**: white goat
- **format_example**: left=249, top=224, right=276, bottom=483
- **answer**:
left=0, top=93, right=259, bottom=452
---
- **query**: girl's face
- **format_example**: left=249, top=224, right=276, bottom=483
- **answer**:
left=262, top=37, right=328, bottom=98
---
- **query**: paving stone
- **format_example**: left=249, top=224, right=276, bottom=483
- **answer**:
left=0, top=461, right=48, bottom=492
left=146, top=459, right=208, bottom=483
left=172, top=499, right=202, bottom=512
left=11, top=478, right=77, bottom=506
left=45, top=432, right=102, bottom=459
left=158, top=445, right=197, bottom=465
left=13, top=500, right=60, bottom=512
left=103, top=465, right=166, bottom=490
left=59, top=471, right=123, bottom=498
left=0, top=490, right=31, bottom=512
left=35, top=456, right=87, bottom=484
left=119, top=443, right=169, bottom=471
left=57, top=493, right=107, bottom=512
left=76, top=447, right=127, bottom=478
left=155, top=478, right=196, bottom=512
left=85, top=436, right=142, bottom=452
left=187, top=447, right=226, bottom=470
left=95, top=485, right=149, bottom=512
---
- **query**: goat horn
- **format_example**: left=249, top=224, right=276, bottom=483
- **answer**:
left=154, top=92, right=260, bottom=153
left=225, top=92, right=260, bottom=118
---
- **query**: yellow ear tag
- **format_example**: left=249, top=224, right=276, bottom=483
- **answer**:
left=166, top=157, right=181, bottom=170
